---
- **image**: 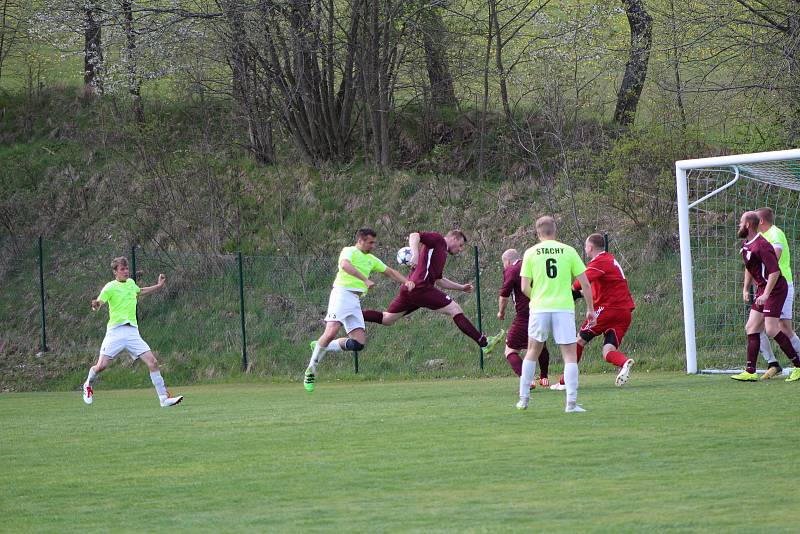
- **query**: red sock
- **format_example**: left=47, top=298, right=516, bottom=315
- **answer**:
left=538, top=345, right=550, bottom=378
left=746, top=333, right=760, bottom=373
left=363, top=310, right=383, bottom=324
left=506, top=352, right=523, bottom=377
left=774, top=332, right=800, bottom=366
left=576, top=343, right=584, bottom=363
left=453, top=313, right=486, bottom=346
left=604, top=350, right=628, bottom=367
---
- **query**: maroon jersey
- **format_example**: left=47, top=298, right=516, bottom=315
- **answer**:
left=500, top=259, right=529, bottom=319
left=572, top=252, right=635, bottom=310
left=742, top=235, right=782, bottom=289
left=409, top=232, right=448, bottom=287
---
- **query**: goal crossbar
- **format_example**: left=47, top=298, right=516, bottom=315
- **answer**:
left=676, top=149, right=800, bottom=373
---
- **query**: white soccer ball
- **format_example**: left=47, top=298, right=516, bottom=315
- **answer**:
left=396, top=246, right=413, bottom=266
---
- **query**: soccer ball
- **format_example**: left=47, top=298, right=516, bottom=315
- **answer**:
left=396, top=246, right=413, bottom=266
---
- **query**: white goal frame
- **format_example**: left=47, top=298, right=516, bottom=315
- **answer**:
left=676, top=149, right=800, bottom=374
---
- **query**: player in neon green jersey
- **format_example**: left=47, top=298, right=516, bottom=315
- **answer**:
left=304, top=228, right=414, bottom=391
left=518, top=216, right=594, bottom=412
left=754, top=207, right=800, bottom=382
left=82, top=256, right=183, bottom=407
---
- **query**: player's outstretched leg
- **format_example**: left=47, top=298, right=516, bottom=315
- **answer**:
left=139, top=352, right=183, bottom=406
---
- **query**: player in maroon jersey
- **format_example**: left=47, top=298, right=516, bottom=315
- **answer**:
left=363, top=230, right=499, bottom=351
left=489, top=249, right=551, bottom=387
left=733, top=211, right=800, bottom=381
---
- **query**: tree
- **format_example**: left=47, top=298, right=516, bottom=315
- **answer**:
left=613, top=0, right=653, bottom=127
left=83, top=0, right=103, bottom=93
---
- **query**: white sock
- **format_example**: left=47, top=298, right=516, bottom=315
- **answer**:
left=791, top=334, right=800, bottom=355
left=326, top=341, right=343, bottom=352
left=519, top=359, right=536, bottom=398
left=150, top=371, right=168, bottom=398
left=309, top=342, right=326, bottom=371
left=760, top=332, right=777, bottom=363
left=564, top=362, right=579, bottom=405
left=85, top=367, right=97, bottom=387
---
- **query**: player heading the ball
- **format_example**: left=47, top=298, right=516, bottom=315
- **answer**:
left=304, top=228, right=413, bottom=392
left=82, top=256, right=183, bottom=407
left=363, top=229, right=500, bottom=352
left=518, top=216, right=593, bottom=413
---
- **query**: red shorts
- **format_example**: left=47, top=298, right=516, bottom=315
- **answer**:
left=506, top=316, right=529, bottom=350
left=386, top=285, right=452, bottom=315
left=580, top=307, right=632, bottom=347
left=752, top=281, right=788, bottom=318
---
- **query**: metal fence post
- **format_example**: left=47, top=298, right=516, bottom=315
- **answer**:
left=38, top=236, right=48, bottom=353
left=603, top=232, right=609, bottom=253
left=474, top=245, right=483, bottom=370
left=353, top=351, right=359, bottom=374
left=237, top=251, right=248, bottom=371
left=130, top=245, right=137, bottom=281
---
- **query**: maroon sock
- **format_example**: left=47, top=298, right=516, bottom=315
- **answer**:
left=506, top=352, right=523, bottom=377
left=576, top=343, right=584, bottom=364
left=604, top=350, right=628, bottom=367
left=453, top=313, right=486, bottom=346
left=774, top=332, right=800, bottom=366
left=363, top=310, right=383, bottom=324
left=746, top=333, right=760, bottom=373
left=538, top=345, right=550, bottom=378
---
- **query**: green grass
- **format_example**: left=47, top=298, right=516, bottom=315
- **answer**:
left=1, top=373, right=797, bottom=532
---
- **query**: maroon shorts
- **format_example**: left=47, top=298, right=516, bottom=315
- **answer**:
left=580, top=307, right=633, bottom=346
left=386, top=285, right=453, bottom=315
left=752, top=281, right=788, bottom=318
left=506, top=316, right=529, bottom=350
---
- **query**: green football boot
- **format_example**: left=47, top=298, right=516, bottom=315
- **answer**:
left=483, top=329, right=505, bottom=355
left=304, top=367, right=315, bottom=392
left=785, top=368, right=800, bottom=382
left=730, top=371, right=759, bottom=382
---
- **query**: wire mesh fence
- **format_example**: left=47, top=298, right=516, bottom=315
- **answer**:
left=1, top=234, right=687, bottom=389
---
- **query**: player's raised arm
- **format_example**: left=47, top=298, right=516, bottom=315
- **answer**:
left=382, top=266, right=414, bottom=291
left=435, top=277, right=470, bottom=292
left=408, top=232, right=421, bottom=267
left=139, top=274, right=167, bottom=296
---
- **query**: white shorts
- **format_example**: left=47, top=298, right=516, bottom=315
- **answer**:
left=781, top=282, right=794, bottom=320
left=100, top=323, right=151, bottom=359
left=528, top=312, right=577, bottom=345
left=325, top=286, right=365, bottom=333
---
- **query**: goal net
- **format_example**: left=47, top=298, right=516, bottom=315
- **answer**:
left=676, top=149, right=800, bottom=374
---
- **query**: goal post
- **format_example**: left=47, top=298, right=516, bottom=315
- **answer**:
left=675, top=149, right=800, bottom=374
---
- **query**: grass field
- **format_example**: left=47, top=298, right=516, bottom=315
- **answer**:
left=1, top=373, right=798, bottom=533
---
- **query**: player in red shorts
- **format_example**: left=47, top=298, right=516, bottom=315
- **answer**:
left=732, top=211, right=800, bottom=381
left=363, top=230, right=497, bottom=351
left=554, top=233, right=636, bottom=388
left=487, top=249, right=551, bottom=388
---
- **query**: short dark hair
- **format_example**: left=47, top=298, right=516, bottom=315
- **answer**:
left=356, top=227, right=377, bottom=241
left=447, top=229, right=467, bottom=243
left=756, top=207, right=774, bottom=224
left=111, top=256, right=128, bottom=272
left=587, top=233, right=605, bottom=250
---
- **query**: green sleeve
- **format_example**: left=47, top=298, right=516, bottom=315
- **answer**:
left=571, top=248, right=586, bottom=277
left=98, top=282, right=112, bottom=303
left=371, top=255, right=387, bottom=273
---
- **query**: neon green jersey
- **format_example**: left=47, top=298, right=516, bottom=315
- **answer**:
left=332, top=246, right=387, bottom=294
left=761, top=225, right=792, bottom=283
left=98, top=279, right=140, bottom=329
left=521, top=240, right=586, bottom=311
